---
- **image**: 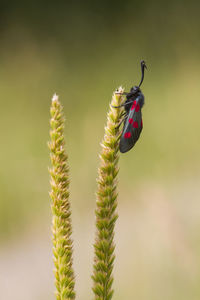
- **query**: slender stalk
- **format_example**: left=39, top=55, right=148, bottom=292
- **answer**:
left=92, top=88, right=124, bottom=300
left=49, top=94, right=75, bottom=300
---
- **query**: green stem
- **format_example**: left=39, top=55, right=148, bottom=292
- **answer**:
left=92, top=88, right=124, bottom=300
left=49, top=94, right=75, bottom=300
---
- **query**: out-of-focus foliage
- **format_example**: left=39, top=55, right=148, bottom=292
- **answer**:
left=0, top=1, right=200, bottom=299
left=1, top=0, right=200, bottom=236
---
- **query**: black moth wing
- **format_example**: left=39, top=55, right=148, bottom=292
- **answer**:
left=119, top=97, right=143, bottom=153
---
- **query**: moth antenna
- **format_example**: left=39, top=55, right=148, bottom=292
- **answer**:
left=138, top=60, right=147, bottom=87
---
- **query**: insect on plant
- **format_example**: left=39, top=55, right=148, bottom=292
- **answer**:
left=113, top=60, right=147, bottom=153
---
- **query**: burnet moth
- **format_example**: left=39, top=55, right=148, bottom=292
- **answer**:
left=113, top=60, right=147, bottom=153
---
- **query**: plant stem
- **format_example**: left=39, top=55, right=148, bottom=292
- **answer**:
left=92, top=88, right=124, bottom=300
left=49, top=94, right=75, bottom=300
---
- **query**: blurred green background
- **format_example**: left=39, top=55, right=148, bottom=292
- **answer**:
left=1, top=0, right=200, bottom=299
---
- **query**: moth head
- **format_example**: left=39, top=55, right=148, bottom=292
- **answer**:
left=130, top=86, right=140, bottom=94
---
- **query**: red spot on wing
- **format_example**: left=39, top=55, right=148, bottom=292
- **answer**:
left=133, top=121, right=138, bottom=128
left=135, top=104, right=140, bottom=112
left=131, top=100, right=136, bottom=110
left=129, top=118, right=133, bottom=124
left=124, top=132, right=131, bottom=138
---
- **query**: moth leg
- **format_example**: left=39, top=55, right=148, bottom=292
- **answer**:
left=112, top=100, right=134, bottom=108
left=121, top=111, right=127, bottom=117
left=115, top=91, right=129, bottom=95
left=115, top=114, right=128, bottom=130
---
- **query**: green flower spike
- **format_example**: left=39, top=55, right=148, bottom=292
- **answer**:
left=49, top=94, right=75, bottom=300
left=92, top=87, right=124, bottom=300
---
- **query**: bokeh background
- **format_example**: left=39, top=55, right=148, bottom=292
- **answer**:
left=1, top=0, right=200, bottom=299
